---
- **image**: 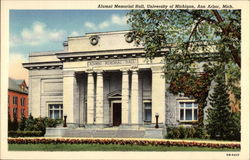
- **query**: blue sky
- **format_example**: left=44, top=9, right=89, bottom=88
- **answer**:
left=9, top=10, right=130, bottom=81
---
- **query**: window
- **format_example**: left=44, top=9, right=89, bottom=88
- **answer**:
left=144, top=101, right=152, bottom=122
left=21, top=98, right=25, bottom=106
left=179, top=101, right=198, bottom=121
left=13, top=108, right=18, bottom=118
left=13, top=96, right=18, bottom=105
left=48, top=104, right=63, bottom=119
left=21, top=109, right=25, bottom=116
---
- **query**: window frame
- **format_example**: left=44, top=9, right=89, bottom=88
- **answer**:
left=20, top=97, right=25, bottom=106
left=47, top=102, right=63, bottom=120
left=178, top=100, right=198, bottom=122
left=143, top=100, right=152, bottom=123
left=13, top=107, right=18, bottom=117
left=21, top=108, right=25, bottom=116
left=13, top=96, right=18, bottom=105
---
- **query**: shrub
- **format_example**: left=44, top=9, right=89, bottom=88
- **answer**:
left=166, top=126, right=209, bottom=139
left=166, top=127, right=181, bottom=139
left=166, top=127, right=174, bottom=139
left=8, top=114, right=62, bottom=137
left=43, top=117, right=60, bottom=127
left=179, top=126, right=187, bottom=139
left=11, top=112, right=19, bottom=131
left=172, top=127, right=181, bottom=139
left=194, top=126, right=207, bottom=139
left=24, top=114, right=35, bottom=131
left=33, top=117, right=46, bottom=135
left=19, top=115, right=27, bottom=131
left=8, top=112, right=13, bottom=131
left=187, top=127, right=196, bottom=138
left=8, top=131, right=43, bottom=137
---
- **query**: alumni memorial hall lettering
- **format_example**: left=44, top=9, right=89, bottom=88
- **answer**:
left=87, top=59, right=137, bottom=67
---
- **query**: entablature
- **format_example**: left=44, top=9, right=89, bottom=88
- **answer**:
left=56, top=48, right=169, bottom=62
left=23, top=61, right=63, bottom=70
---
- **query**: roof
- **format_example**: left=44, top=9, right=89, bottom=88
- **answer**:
left=8, top=78, right=28, bottom=94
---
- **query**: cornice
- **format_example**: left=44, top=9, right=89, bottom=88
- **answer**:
left=22, top=61, right=63, bottom=70
left=56, top=48, right=169, bottom=62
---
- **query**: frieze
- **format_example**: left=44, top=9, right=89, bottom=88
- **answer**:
left=87, top=58, right=137, bottom=67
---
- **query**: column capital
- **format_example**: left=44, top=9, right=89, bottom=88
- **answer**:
left=151, top=66, right=164, bottom=73
left=94, top=69, right=104, bottom=74
left=63, top=70, right=75, bottom=77
left=120, top=68, right=129, bottom=74
left=131, top=68, right=139, bottom=73
left=86, top=68, right=94, bottom=73
left=86, top=70, right=94, bottom=74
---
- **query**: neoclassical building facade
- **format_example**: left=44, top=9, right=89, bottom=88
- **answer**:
left=23, top=31, right=198, bottom=129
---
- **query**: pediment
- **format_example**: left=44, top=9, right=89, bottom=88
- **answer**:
left=108, top=90, right=121, bottom=99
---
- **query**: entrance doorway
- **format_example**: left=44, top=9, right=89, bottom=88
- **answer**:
left=112, top=103, right=121, bottom=126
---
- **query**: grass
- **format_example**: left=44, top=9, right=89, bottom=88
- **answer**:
left=9, top=143, right=240, bottom=151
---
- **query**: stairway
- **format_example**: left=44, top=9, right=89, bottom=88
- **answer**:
left=45, top=127, right=165, bottom=139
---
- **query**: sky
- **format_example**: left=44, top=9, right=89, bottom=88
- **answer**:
left=9, top=10, right=130, bottom=83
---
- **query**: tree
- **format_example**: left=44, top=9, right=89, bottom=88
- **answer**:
left=127, top=10, right=241, bottom=125
left=24, top=114, right=35, bottom=131
left=19, top=114, right=27, bottom=131
left=12, top=111, right=19, bottom=131
left=8, top=112, right=12, bottom=131
left=206, top=74, right=240, bottom=140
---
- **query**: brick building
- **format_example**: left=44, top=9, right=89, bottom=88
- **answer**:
left=8, top=78, right=28, bottom=121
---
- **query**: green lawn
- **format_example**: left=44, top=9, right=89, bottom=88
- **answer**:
left=9, top=144, right=240, bottom=151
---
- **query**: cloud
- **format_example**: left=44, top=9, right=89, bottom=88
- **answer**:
left=11, top=21, right=66, bottom=47
left=99, top=21, right=110, bottom=29
left=111, top=14, right=128, bottom=25
left=84, top=22, right=97, bottom=30
left=9, top=53, right=29, bottom=83
left=69, top=31, right=81, bottom=37
left=83, top=14, right=128, bottom=31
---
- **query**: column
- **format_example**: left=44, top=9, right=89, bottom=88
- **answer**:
left=131, top=69, right=139, bottom=124
left=63, top=70, right=77, bottom=125
left=86, top=71, right=95, bottom=124
left=121, top=69, right=129, bottom=124
left=95, top=70, right=104, bottom=124
left=151, top=66, right=166, bottom=124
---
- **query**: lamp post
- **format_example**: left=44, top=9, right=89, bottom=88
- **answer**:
left=155, top=113, right=159, bottom=128
left=63, top=114, right=67, bottom=127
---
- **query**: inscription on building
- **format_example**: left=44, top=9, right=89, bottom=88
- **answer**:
left=87, top=58, right=137, bottom=67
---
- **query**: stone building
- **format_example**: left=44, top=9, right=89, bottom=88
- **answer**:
left=23, top=31, right=198, bottom=137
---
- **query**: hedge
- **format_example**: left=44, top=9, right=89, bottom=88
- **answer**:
left=8, top=131, right=44, bottom=137
left=166, top=126, right=209, bottom=139
left=8, top=138, right=240, bottom=149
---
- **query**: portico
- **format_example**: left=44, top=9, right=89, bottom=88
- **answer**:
left=62, top=65, right=165, bottom=128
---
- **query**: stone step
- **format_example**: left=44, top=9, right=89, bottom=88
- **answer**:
left=45, top=127, right=165, bottom=139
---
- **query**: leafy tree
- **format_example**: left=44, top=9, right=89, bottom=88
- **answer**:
left=206, top=73, right=240, bottom=140
left=127, top=10, right=241, bottom=125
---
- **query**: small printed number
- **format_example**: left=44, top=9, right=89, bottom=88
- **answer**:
left=226, top=153, right=239, bottom=156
